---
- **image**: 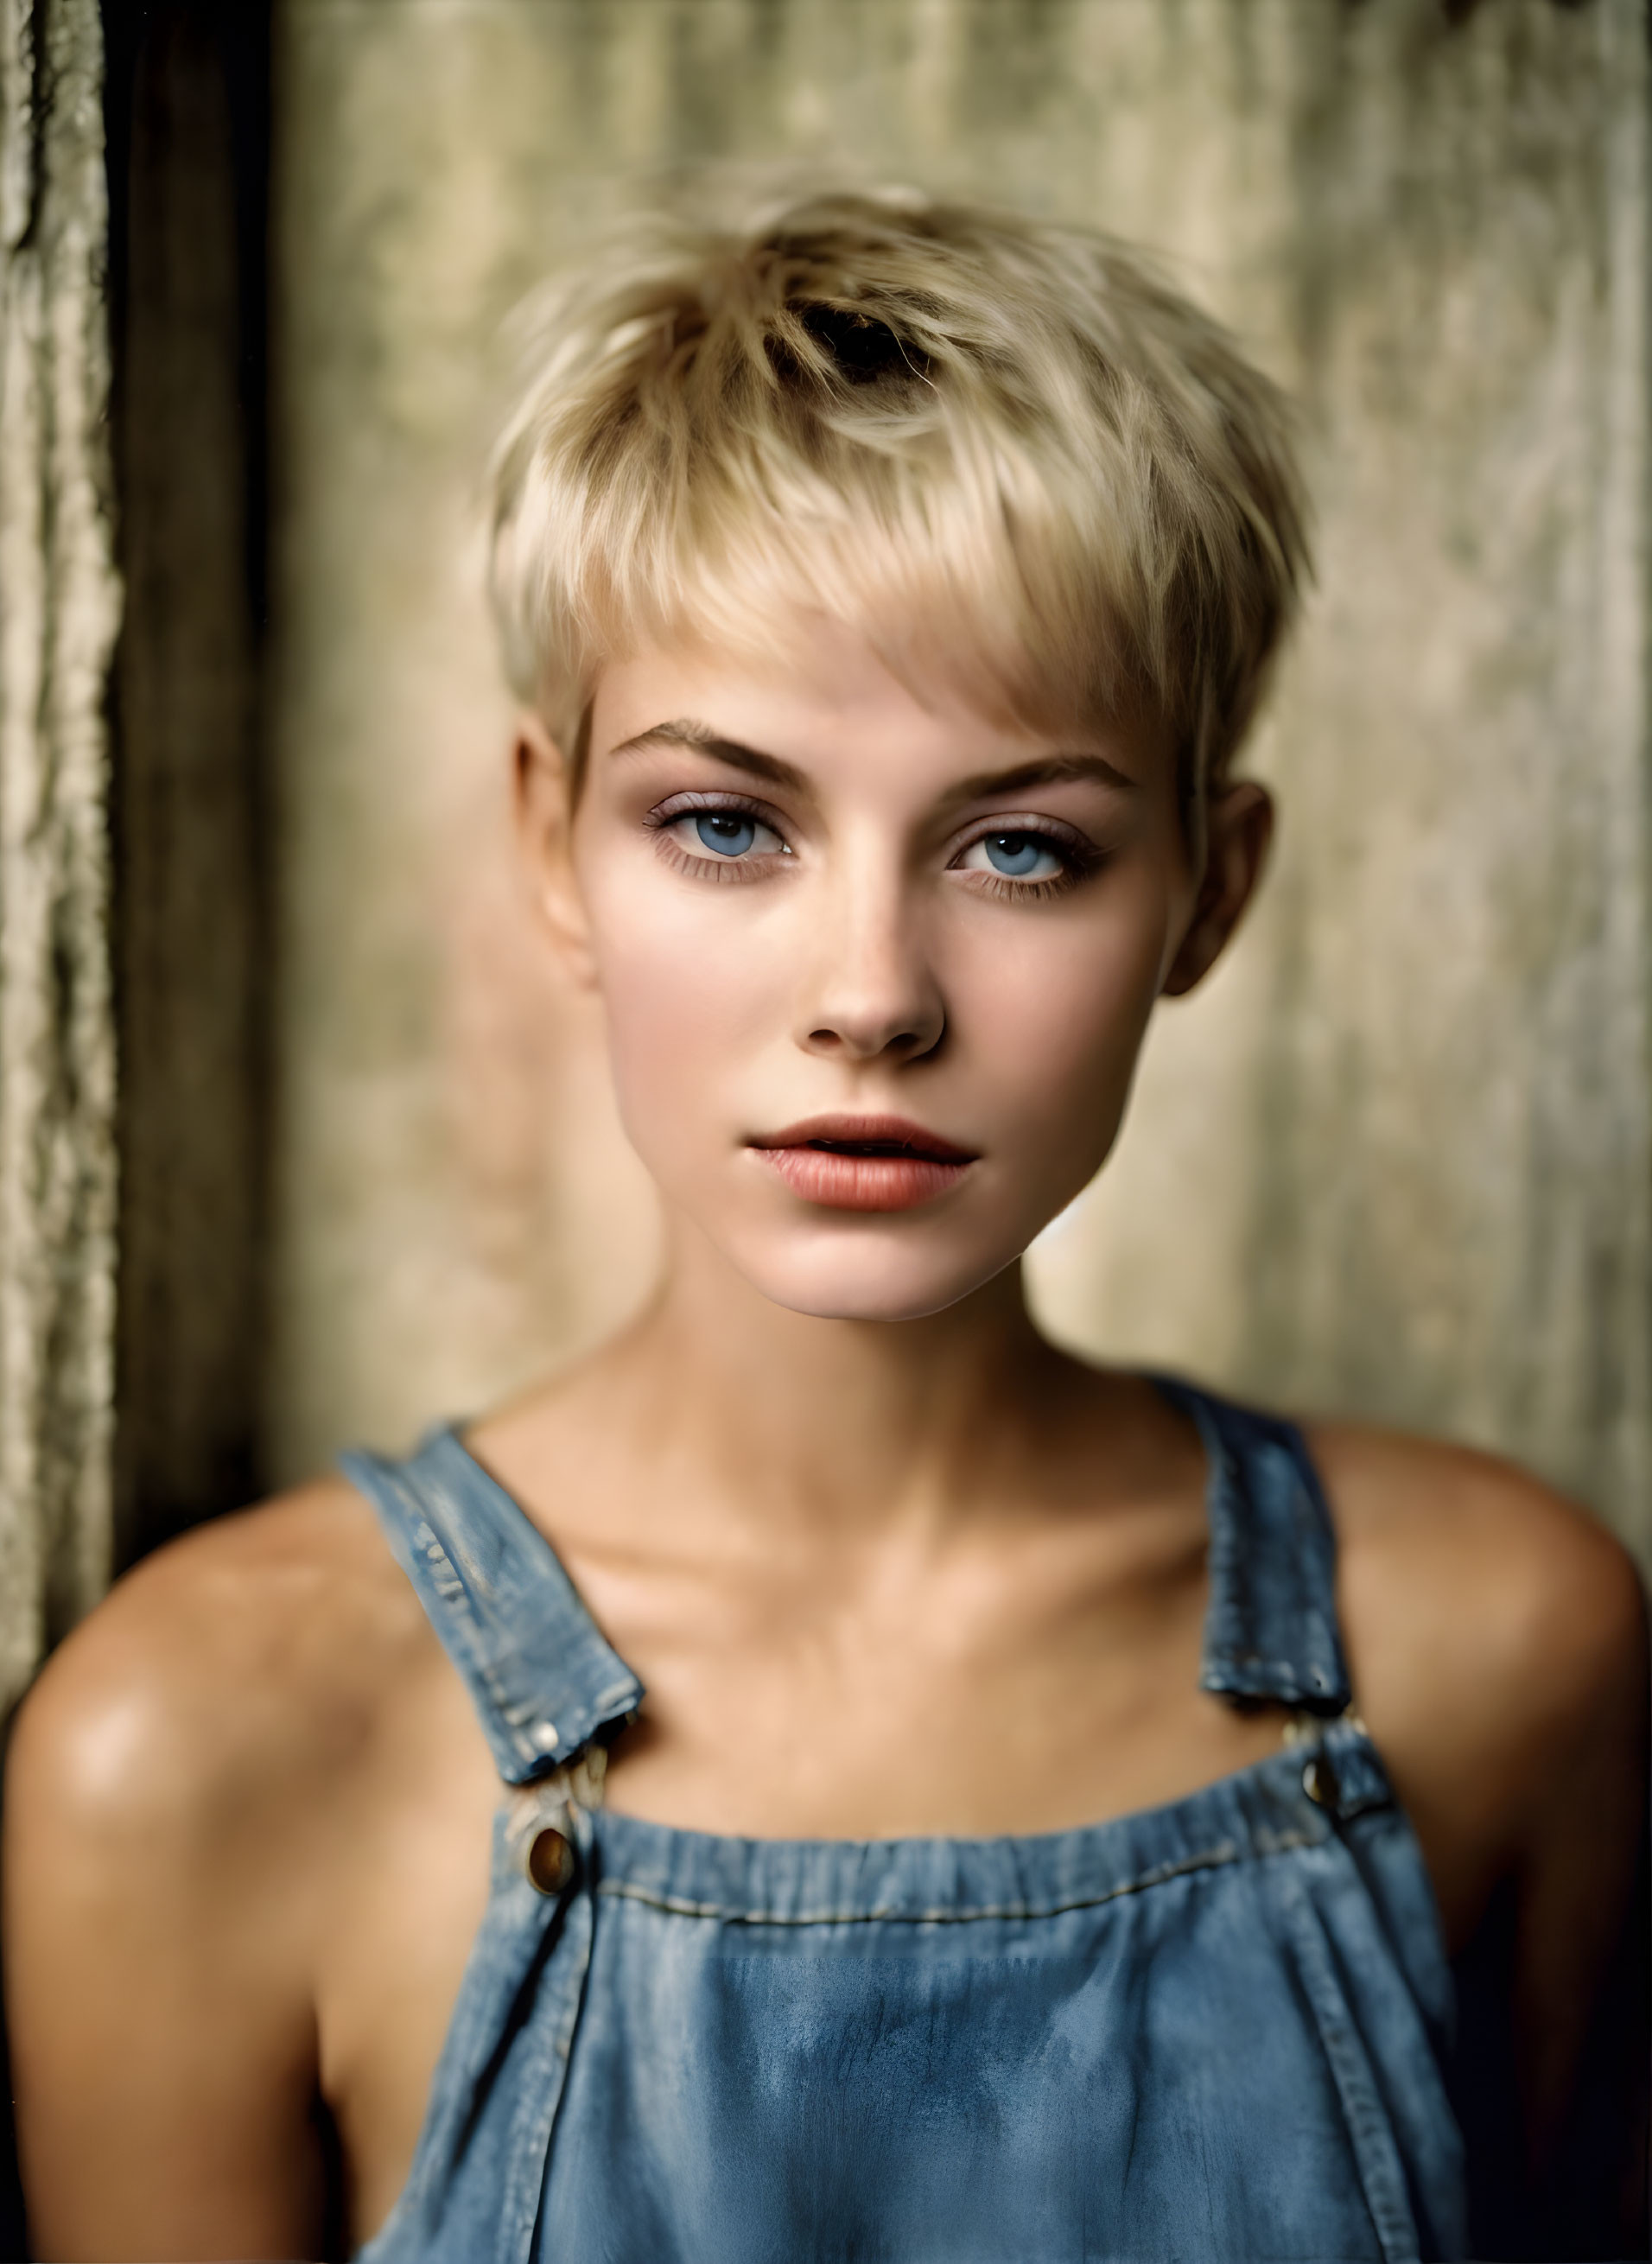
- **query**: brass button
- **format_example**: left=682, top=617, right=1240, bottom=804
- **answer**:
left=525, top=1825, right=575, bottom=1896
left=1302, top=1753, right=1339, bottom=1810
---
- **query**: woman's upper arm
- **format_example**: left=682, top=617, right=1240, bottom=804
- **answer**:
left=3, top=1527, right=342, bottom=2262
left=1319, top=1425, right=1649, bottom=2163
left=1502, top=1517, right=1648, bottom=2151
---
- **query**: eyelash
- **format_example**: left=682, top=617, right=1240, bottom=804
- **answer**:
left=953, top=818, right=1102, bottom=901
left=645, top=792, right=791, bottom=885
left=643, top=793, right=1102, bottom=898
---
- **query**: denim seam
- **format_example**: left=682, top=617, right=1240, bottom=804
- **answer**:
left=1205, top=1654, right=1328, bottom=1682
left=498, top=1889, right=594, bottom=2264
left=411, top=1502, right=640, bottom=1774
left=1279, top=1865, right=1422, bottom=2262
left=588, top=1826, right=1325, bottom=1925
left=406, top=1511, right=543, bottom=1765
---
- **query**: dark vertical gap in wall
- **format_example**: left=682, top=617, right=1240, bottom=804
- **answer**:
left=103, top=0, right=273, bottom=1576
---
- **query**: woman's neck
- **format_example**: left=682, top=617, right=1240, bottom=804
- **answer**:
left=586, top=1217, right=1088, bottom=1547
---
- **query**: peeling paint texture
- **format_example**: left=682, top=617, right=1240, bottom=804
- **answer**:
left=0, top=0, right=118, bottom=1708
left=270, top=1, right=1649, bottom=1564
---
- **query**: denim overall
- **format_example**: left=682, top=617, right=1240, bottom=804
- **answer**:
left=341, top=1379, right=1468, bottom=2263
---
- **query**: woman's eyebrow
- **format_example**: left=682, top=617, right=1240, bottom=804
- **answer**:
left=944, top=753, right=1140, bottom=804
left=609, top=717, right=810, bottom=794
left=608, top=723, right=1135, bottom=804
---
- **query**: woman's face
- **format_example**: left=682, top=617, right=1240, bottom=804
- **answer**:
left=524, top=619, right=1268, bottom=1321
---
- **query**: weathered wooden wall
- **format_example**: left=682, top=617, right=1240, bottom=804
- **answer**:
left=107, top=0, right=270, bottom=1573
left=0, top=0, right=118, bottom=1717
left=267, top=0, right=1650, bottom=1562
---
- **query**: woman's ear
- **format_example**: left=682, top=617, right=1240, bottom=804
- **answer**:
left=1161, top=779, right=1274, bottom=998
left=514, top=710, right=598, bottom=989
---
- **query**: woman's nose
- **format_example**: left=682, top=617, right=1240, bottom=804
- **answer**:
left=795, top=867, right=945, bottom=1064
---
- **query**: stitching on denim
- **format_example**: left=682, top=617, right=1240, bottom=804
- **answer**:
left=419, top=1514, right=538, bottom=1759
left=369, top=1477, right=544, bottom=1771
left=410, top=1465, right=641, bottom=1770
left=1278, top=1867, right=1420, bottom=2260
left=497, top=1892, right=594, bottom=2263
left=416, top=1485, right=545, bottom=1754
left=1205, top=1655, right=1327, bottom=1682
left=589, top=1828, right=1324, bottom=1926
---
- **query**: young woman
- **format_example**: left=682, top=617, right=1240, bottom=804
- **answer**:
left=6, top=190, right=1646, bottom=2263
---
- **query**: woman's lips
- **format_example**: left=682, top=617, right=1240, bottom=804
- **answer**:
left=749, top=1116, right=977, bottom=1213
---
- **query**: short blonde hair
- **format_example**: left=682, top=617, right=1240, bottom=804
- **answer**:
left=488, top=186, right=1309, bottom=801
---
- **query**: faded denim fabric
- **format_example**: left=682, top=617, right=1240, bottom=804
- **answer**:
left=341, top=1381, right=1468, bottom=2263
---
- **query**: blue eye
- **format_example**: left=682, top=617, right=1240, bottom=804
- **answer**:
left=984, top=832, right=1041, bottom=875
left=661, top=803, right=789, bottom=866
left=954, top=828, right=1076, bottom=886
left=987, top=831, right=1063, bottom=878
left=695, top=811, right=757, bottom=857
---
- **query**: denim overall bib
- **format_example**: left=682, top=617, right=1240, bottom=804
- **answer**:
left=341, top=1379, right=1469, bottom=2263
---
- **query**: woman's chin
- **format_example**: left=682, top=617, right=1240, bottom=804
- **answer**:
left=719, top=1229, right=1018, bottom=1324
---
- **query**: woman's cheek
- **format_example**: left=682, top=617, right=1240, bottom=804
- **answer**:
left=958, top=908, right=1163, bottom=1137
left=588, top=881, right=780, bottom=1152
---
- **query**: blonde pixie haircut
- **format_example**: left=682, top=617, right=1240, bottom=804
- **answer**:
left=488, top=186, right=1310, bottom=807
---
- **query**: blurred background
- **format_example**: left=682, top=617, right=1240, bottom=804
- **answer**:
left=8, top=0, right=1652, bottom=1714
left=0, top=0, right=1645, bottom=2242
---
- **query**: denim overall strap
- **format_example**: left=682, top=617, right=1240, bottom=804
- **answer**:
left=1152, top=1377, right=1352, bottom=1717
left=340, top=1428, right=645, bottom=1782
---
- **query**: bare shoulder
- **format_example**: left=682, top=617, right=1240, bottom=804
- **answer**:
left=3, top=1476, right=448, bottom=2254
left=1308, top=1422, right=1645, bottom=1724
left=6, top=1475, right=430, bottom=1870
left=3, top=1482, right=472, bottom=2253
left=1306, top=1421, right=1647, bottom=1930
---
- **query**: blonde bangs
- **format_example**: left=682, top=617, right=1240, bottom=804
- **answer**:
left=488, top=188, right=1309, bottom=792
